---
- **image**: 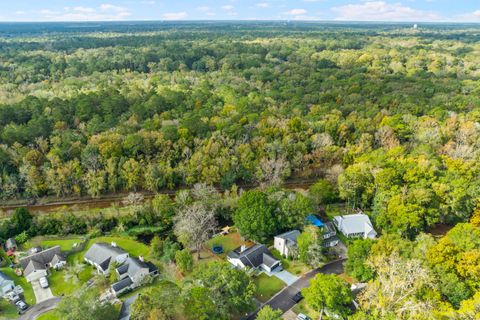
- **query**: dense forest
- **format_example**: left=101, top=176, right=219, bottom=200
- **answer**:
left=1, top=22, right=480, bottom=318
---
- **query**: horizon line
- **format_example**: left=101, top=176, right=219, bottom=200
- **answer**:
left=0, top=19, right=479, bottom=24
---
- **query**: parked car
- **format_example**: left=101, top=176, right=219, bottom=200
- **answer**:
left=39, top=277, right=49, bottom=288
left=15, top=300, right=28, bottom=313
left=297, top=314, right=311, bottom=320
left=292, top=291, right=303, bottom=303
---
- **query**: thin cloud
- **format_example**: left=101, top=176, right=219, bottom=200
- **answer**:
left=39, top=4, right=131, bottom=21
left=256, top=3, right=270, bottom=8
left=332, top=1, right=441, bottom=22
left=286, top=9, right=307, bottom=15
left=162, top=12, right=188, bottom=20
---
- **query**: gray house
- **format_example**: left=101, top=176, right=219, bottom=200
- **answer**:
left=0, top=271, right=14, bottom=296
left=19, top=246, right=66, bottom=282
left=111, top=257, right=158, bottom=296
left=84, top=242, right=129, bottom=275
left=334, top=213, right=377, bottom=239
left=274, top=230, right=300, bottom=258
left=227, top=244, right=281, bottom=273
left=322, top=222, right=339, bottom=247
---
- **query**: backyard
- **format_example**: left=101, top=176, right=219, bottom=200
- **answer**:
left=48, top=267, right=93, bottom=296
left=68, top=236, right=151, bottom=264
left=23, top=236, right=85, bottom=251
left=254, top=273, right=285, bottom=303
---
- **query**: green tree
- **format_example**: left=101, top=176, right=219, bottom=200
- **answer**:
left=302, top=273, right=353, bottom=317
left=56, top=287, right=117, bottom=320
left=309, top=179, right=338, bottom=207
left=183, top=286, right=216, bottom=320
left=345, top=239, right=375, bottom=282
left=256, top=305, right=282, bottom=320
left=278, top=192, right=313, bottom=231
left=297, top=226, right=325, bottom=267
left=131, top=281, right=180, bottom=320
left=175, top=248, right=193, bottom=274
left=192, top=261, right=256, bottom=317
left=233, top=190, right=277, bottom=242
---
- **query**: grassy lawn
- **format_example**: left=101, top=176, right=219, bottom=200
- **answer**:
left=37, top=310, right=61, bottom=320
left=48, top=267, right=94, bottom=296
left=282, top=259, right=311, bottom=276
left=293, top=299, right=321, bottom=319
left=206, top=232, right=245, bottom=256
left=0, top=268, right=35, bottom=305
left=271, top=249, right=311, bottom=276
left=0, top=299, right=18, bottom=319
left=24, top=236, right=84, bottom=251
left=68, top=236, right=151, bottom=264
left=254, top=273, right=285, bottom=303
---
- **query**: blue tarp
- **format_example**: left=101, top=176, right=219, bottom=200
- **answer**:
left=307, top=214, right=324, bottom=227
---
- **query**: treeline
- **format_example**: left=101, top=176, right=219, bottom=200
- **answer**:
left=346, top=211, right=480, bottom=318
left=1, top=24, right=480, bottom=239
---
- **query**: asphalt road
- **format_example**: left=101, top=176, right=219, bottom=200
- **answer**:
left=245, top=259, right=346, bottom=320
left=18, top=297, right=62, bottom=320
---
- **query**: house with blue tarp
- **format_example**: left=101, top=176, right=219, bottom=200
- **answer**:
left=306, top=214, right=339, bottom=247
left=307, top=214, right=324, bottom=227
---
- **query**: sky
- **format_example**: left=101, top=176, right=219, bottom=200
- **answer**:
left=0, top=0, right=478, bottom=23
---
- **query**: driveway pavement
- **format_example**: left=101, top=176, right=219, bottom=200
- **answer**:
left=274, top=270, right=299, bottom=286
left=245, top=259, right=346, bottom=320
left=282, top=310, right=297, bottom=320
left=31, top=280, right=54, bottom=303
left=18, top=297, right=62, bottom=320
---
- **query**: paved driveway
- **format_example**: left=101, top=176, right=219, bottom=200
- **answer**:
left=274, top=270, right=299, bottom=286
left=282, top=310, right=297, bottom=320
left=19, top=297, right=62, bottom=320
left=32, top=280, right=54, bottom=303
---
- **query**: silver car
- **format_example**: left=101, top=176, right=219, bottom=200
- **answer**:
left=39, top=277, right=49, bottom=288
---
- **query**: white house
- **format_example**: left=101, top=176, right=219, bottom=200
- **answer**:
left=19, top=246, right=66, bottom=282
left=227, top=244, right=281, bottom=273
left=0, top=272, right=14, bottom=297
left=84, top=242, right=129, bottom=275
left=334, top=213, right=377, bottom=239
left=274, top=230, right=300, bottom=258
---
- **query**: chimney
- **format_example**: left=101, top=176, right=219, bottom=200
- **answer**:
left=111, top=242, right=117, bottom=247
left=139, top=256, right=144, bottom=262
left=240, top=245, right=247, bottom=253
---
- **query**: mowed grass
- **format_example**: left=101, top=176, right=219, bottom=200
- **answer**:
left=0, top=267, right=35, bottom=305
left=270, top=249, right=311, bottom=276
left=293, top=299, right=321, bottom=319
left=254, top=273, right=285, bottom=303
left=48, top=267, right=94, bottom=296
left=207, top=232, right=243, bottom=254
left=68, top=236, right=151, bottom=264
left=0, top=299, right=18, bottom=319
left=24, top=236, right=84, bottom=251
left=37, top=310, right=61, bottom=320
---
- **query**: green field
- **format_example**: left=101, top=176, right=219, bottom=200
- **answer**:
left=254, top=273, right=285, bottom=303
